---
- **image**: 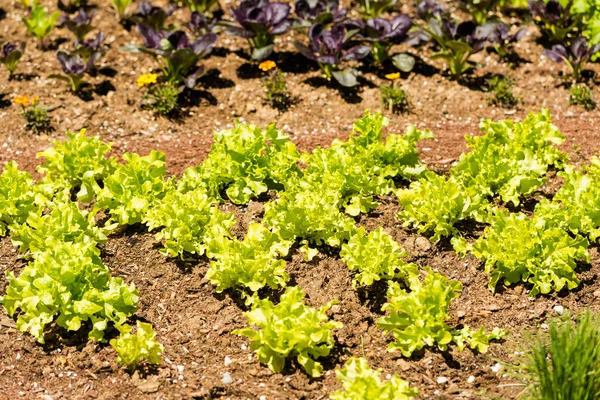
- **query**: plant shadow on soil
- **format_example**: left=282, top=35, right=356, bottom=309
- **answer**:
left=304, top=76, right=375, bottom=104
left=199, top=68, right=236, bottom=89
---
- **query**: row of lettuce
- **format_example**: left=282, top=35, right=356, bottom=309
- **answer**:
left=0, top=109, right=594, bottom=396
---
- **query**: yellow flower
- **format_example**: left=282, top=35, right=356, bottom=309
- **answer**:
left=259, top=60, right=276, bottom=72
left=137, top=73, right=158, bottom=87
left=385, top=72, right=400, bottom=80
left=31, top=96, right=40, bottom=106
left=13, top=95, right=30, bottom=106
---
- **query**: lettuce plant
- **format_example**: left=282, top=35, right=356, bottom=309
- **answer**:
left=294, top=23, right=370, bottom=87
left=10, top=194, right=110, bottom=253
left=226, top=0, right=292, bottom=60
left=450, top=109, right=568, bottom=205
left=416, top=0, right=448, bottom=20
left=94, top=150, right=172, bottom=226
left=181, top=0, right=220, bottom=16
left=2, top=240, right=139, bottom=343
left=178, top=122, right=301, bottom=204
left=454, top=209, right=589, bottom=296
left=111, top=321, right=163, bottom=369
left=330, top=357, right=418, bottom=400
left=396, top=172, right=490, bottom=242
left=0, top=42, right=25, bottom=77
left=23, top=6, right=60, bottom=49
left=0, top=162, right=37, bottom=237
left=340, top=227, right=418, bottom=289
left=144, top=188, right=235, bottom=258
left=376, top=268, right=506, bottom=357
left=475, top=21, right=527, bottom=57
left=51, top=50, right=100, bottom=92
left=420, top=17, right=486, bottom=76
left=123, top=25, right=216, bottom=89
left=206, top=223, right=292, bottom=302
left=109, top=0, right=133, bottom=19
left=457, top=0, right=503, bottom=25
left=544, top=36, right=600, bottom=82
left=36, top=129, right=117, bottom=199
left=356, top=0, right=398, bottom=18
left=74, top=32, right=107, bottom=65
left=131, top=2, right=174, bottom=30
left=294, top=0, right=347, bottom=27
left=345, top=15, right=415, bottom=71
left=60, top=9, right=95, bottom=42
left=534, top=162, right=600, bottom=242
left=232, top=286, right=342, bottom=377
left=529, top=0, right=577, bottom=43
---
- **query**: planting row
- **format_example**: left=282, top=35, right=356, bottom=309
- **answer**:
left=3, top=0, right=600, bottom=118
left=1, top=109, right=599, bottom=397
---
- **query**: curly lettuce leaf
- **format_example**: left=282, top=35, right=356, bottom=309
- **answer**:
left=110, top=321, right=163, bottom=368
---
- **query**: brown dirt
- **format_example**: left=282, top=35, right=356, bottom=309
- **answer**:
left=2, top=0, right=600, bottom=399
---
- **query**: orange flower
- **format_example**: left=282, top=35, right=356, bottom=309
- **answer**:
left=13, top=95, right=30, bottom=106
left=259, top=60, right=276, bottom=72
left=31, top=96, right=40, bottom=105
left=385, top=72, right=400, bottom=80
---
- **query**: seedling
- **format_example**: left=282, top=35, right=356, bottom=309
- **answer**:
left=569, top=84, right=595, bottom=110
left=486, top=75, right=519, bottom=107
left=13, top=95, right=51, bottom=133
left=380, top=72, right=409, bottom=113
left=23, top=6, right=60, bottom=49
left=544, top=37, right=600, bottom=82
left=109, top=0, right=133, bottom=19
left=0, top=42, right=25, bottom=78
left=259, top=60, right=290, bottom=110
left=137, top=73, right=180, bottom=115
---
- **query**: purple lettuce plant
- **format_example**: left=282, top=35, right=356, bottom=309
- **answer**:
left=75, top=31, right=107, bottom=64
left=0, top=42, right=25, bottom=77
left=528, top=0, right=577, bottom=43
left=419, top=18, right=487, bottom=76
left=476, top=21, right=526, bottom=57
left=60, top=10, right=95, bottom=42
left=294, top=23, right=370, bottom=86
left=225, top=0, right=292, bottom=60
left=416, top=0, right=448, bottom=20
left=131, top=2, right=175, bottom=30
left=51, top=50, right=99, bottom=91
left=188, top=11, right=217, bottom=36
left=346, top=15, right=415, bottom=71
left=123, top=25, right=217, bottom=88
left=544, top=37, right=600, bottom=82
left=294, top=0, right=347, bottom=28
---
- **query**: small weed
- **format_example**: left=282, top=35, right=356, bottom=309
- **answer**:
left=14, top=95, right=51, bottom=133
left=486, top=76, right=519, bottom=108
left=380, top=72, right=409, bottom=114
left=259, top=60, right=291, bottom=111
left=569, top=84, right=595, bottom=110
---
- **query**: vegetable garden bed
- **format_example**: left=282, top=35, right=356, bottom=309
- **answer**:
left=3, top=0, right=600, bottom=399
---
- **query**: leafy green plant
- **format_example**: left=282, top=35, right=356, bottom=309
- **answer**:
left=10, top=193, right=110, bottom=253
left=486, top=75, right=519, bottom=108
left=396, top=172, right=489, bottom=242
left=206, top=223, right=292, bottom=302
left=569, top=84, right=596, bottom=110
left=178, top=122, right=301, bottom=204
left=109, top=0, right=133, bottom=19
left=1, top=42, right=25, bottom=78
left=458, top=0, right=503, bottom=24
left=0, top=162, right=37, bottom=237
left=94, top=151, right=172, bottom=226
left=144, top=188, right=235, bottom=258
left=453, top=209, right=589, bottom=296
left=23, top=6, right=60, bottom=49
left=181, top=0, right=220, bottom=16
left=2, top=240, right=138, bottom=343
left=36, top=129, right=116, bottom=200
left=340, top=227, right=418, bottom=289
left=450, top=109, right=568, bottom=205
left=356, top=0, right=398, bottom=18
left=534, top=163, right=600, bottom=241
left=111, top=321, right=163, bottom=369
left=232, top=286, right=342, bottom=377
left=515, top=310, right=600, bottom=400
left=376, top=268, right=506, bottom=357
left=330, top=357, right=418, bottom=400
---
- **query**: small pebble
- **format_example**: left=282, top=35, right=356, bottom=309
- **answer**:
left=553, top=305, right=564, bottom=315
left=467, top=376, right=475, bottom=384
left=221, top=372, right=233, bottom=384
left=437, top=376, right=448, bottom=384
left=224, top=356, right=232, bottom=366
left=491, top=363, right=503, bottom=373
